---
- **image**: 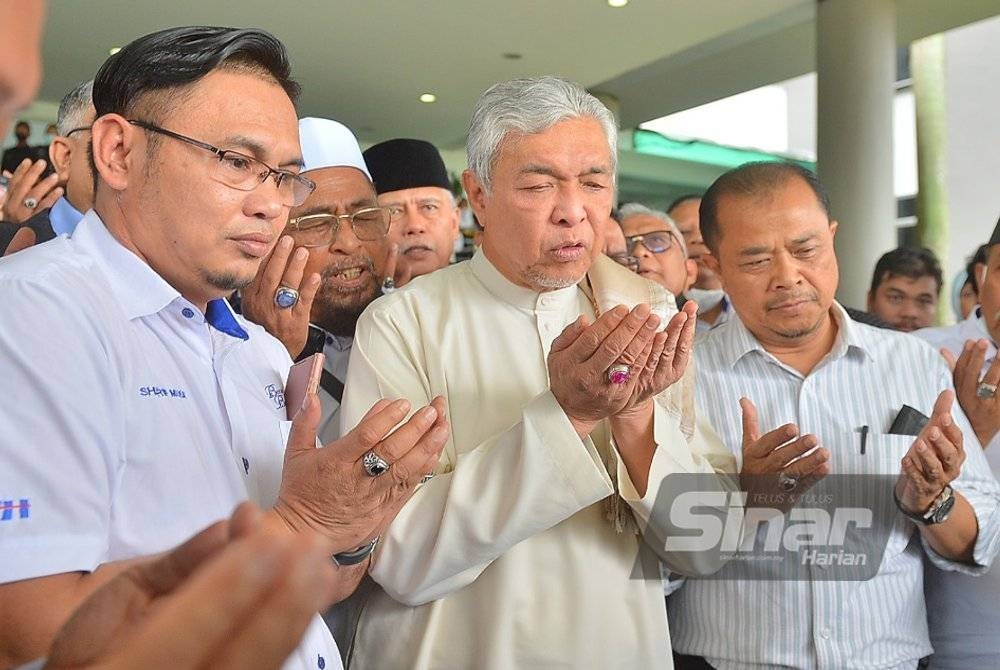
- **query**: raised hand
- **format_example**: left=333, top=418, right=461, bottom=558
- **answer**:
left=241, top=235, right=320, bottom=359
left=943, top=339, right=1000, bottom=447
left=739, top=397, right=829, bottom=508
left=273, top=390, right=449, bottom=553
left=895, top=390, right=966, bottom=515
left=1, top=159, right=62, bottom=224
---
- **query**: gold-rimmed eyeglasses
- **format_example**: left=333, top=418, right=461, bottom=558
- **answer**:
left=286, top=207, right=398, bottom=248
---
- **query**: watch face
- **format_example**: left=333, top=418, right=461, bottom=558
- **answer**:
left=931, top=494, right=956, bottom=524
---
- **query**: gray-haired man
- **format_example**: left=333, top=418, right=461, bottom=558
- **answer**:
left=341, top=76, right=737, bottom=668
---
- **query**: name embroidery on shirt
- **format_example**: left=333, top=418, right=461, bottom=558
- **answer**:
left=138, top=386, right=187, bottom=398
left=266, top=384, right=286, bottom=410
left=1, top=499, right=30, bottom=520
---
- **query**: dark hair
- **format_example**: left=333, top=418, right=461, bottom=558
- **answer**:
left=869, top=247, right=943, bottom=295
left=92, top=26, right=299, bottom=121
left=666, top=194, right=702, bottom=215
left=699, top=161, right=830, bottom=253
left=965, top=243, right=990, bottom=293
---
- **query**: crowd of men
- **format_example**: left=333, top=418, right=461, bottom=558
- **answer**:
left=1, top=8, right=999, bottom=670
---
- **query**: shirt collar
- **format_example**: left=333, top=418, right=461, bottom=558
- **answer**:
left=48, top=197, right=85, bottom=237
left=71, top=211, right=248, bottom=340
left=469, top=249, right=581, bottom=312
left=718, top=300, right=871, bottom=369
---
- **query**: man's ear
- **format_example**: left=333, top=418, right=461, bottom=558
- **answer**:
left=461, top=170, right=487, bottom=228
left=90, top=114, right=137, bottom=192
left=48, top=137, right=73, bottom=184
left=866, top=290, right=875, bottom=311
left=684, top=258, right=698, bottom=293
left=829, top=219, right=839, bottom=238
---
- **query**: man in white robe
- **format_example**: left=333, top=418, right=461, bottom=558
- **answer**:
left=340, top=76, right=737, bottom=669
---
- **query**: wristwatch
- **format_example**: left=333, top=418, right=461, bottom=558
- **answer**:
left=332, top=536, right=379, bottom=566
left=895, top=485, right=956, bottom=525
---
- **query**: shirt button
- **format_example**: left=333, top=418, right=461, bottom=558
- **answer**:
left=181, top=307, right=195, bottom=319
left=820, top=628, right=831, bottom=640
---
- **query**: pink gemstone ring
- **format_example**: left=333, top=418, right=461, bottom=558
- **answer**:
left=607, top=364, right=630, bottom=385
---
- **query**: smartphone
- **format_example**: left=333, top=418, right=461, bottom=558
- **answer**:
left=285, top=353, right=325, bottom=420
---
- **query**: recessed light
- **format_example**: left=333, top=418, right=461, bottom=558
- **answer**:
left=419, top=93, right=437, bottom=103
left=607, top=0, right=628, bottom=7
left=109, top=47, right=121, bottom=55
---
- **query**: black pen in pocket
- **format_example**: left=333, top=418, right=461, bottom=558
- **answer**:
left=859, top=425, right=869, bottom=455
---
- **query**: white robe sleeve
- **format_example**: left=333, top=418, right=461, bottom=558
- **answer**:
left=341, top=306, right=615, bottom=607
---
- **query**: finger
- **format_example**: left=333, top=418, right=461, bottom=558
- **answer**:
left=740, top=397, right=761, bottom=449
left=929, top=389, right=954, bottom=423
left=207, top=538, right=335, bottom=670
left=940, top=348, right=957, bottom=373
left=953, top=340, right=984, bottom=398
left=925, top=425, right=962, bottom=478
left=549, top=315, right=588, bottom=355
left=982, top=343, right=1000, bottom=388
left=8, top=159, right=47, bottom=200
left=295, top=272, right=321, bottom=316
left=612, top=312, right=660, bottom=370
left=285, top=392, right=323, bottom=456
left=120, top=530, right=328, bottom=670
left=782, top=446, right=831, bottom=480
left=568, top=305, right=630, bottom=362
left=279, top=245, right=309, bottom=293
left=227, top=501, right=264, bottom=541
left=657, top=309, right=691, bottom=379
left=132, top=518, right=234, bottom=596
left=911, top=438, right=944, bottom=485
left=670, top=306, right=697, bottom=377
left=384, top=418, right=450, bottom=493
left=4, top=226, right=36, bottom=255
left=34, top=183, right=63, bottom=211
left=586, top=304, right=655, bottom=370
left=384, top=243, right=400, bottom=283
left=374, top=403, right=440, bottom=464
left=744, top=423, right=800, bottom=461
left=769, top=435, right=823, bottom=473
left=260, top=235, right=295, bottom=294
left=339, top=398, right=413, bottom=460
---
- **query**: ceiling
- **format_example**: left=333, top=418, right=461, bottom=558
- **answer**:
left=35, top=0, right=1000, bottom=152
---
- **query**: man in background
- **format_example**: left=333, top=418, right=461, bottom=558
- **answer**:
left=668, top=193, right=732, bottom=331
left=619, top=202, right=696, bottom=301
left=867, top=246, right=943, bottom=332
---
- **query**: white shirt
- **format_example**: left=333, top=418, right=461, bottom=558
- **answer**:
left=915, top=306, right=1000, bottom=668
left=666, top=303, right=1000, bottom=670
left=340, top=251, right=736, bottom=669
left=0, top=212, right=342, bottom=670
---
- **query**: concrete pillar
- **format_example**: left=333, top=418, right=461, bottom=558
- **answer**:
left=816, top=0, right=897, bottom=308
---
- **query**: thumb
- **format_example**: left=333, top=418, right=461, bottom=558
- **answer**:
left=931, top=388, right=954, bottom=420
left=740, top=397, right=760, bottom=451
left=286, top=392, right=321, bottom=456
left=550, top=315, right=589, bottom=354
left=393, top=244, right=414, bottom=287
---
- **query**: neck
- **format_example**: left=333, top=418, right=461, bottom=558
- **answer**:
left=758, top=308, right=838, bottom=376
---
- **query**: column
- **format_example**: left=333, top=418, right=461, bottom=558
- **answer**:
left=816, top=0, right=897, bottom=308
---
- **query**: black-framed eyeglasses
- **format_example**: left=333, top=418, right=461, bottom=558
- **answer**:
left=287, top=208, right=396, bottom=248
left=608, top=253, right=640, bottom=273
left=64, top=126, right=91, bottom=137
left=128, top=119, right=315, bottom=207
left=625, top=230, right=680, bottom=256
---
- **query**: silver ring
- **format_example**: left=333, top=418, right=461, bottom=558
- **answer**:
left=362, top=450, right=390, bottom=477
left=607, top=363, right=630, bottom=385
left=977, top=382, right=997, bottom=399
left=22, top=197, right=38, bottom=210
left=778, top=471, right=798, bottom=492
left=273, top=286, right=299, bottom=309
left=381, top=277, right=396, bottom=295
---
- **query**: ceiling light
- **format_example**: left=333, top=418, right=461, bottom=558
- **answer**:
left=607, top=0, right=628, bottom=7
left=419, top=93, right=437, bottom=103
left=109, top=47, right=121, bottom=55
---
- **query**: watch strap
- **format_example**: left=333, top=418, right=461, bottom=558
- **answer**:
left=332, top=536, right=379, bottom=566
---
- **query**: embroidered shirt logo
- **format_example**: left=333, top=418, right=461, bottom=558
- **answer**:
left=266, top=384, right=286, bottom=410
left=1, top=499, right=30, bottom=521
left=139, top=386, right=187, bottom=398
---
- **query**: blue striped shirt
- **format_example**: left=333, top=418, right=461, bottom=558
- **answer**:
left=667, top=303, right=1000, bottom=670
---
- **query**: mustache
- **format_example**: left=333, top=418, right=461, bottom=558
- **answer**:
left=402, top=242, right=436, bottom=253
left=765, top=291, right=818, bottom=310
left=320, top=256, right=376, bottom=279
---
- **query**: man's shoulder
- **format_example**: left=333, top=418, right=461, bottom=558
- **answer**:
left=913, top=321, right=965, bottom=351
left=0, top=233, right=92, bottom=290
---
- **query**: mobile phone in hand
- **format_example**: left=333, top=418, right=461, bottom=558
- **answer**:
left=285, top=353, right=325, bottom=420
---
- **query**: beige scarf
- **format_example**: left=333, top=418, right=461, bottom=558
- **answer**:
left=579, top=254, right=699, bottom=533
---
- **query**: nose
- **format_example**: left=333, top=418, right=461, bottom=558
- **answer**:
left=770, top=251, right=802, bottom=290
left=243, top=176, right=285, bottom=223
left=399, top=204, right=426, bottom=235
left=328, top=216, right=363, bottom=255
left=631, top=241, right=653, bottom=259
left=551, top=185, right=587, bottom=227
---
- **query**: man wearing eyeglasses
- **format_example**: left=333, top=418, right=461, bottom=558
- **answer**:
left=0, top=80, right=95, bottom=252
left=618, top=202, right=696, bottom=301
left=242, top=117, right=397, bottom=444
left=0, top=27, right=449, bottom=670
